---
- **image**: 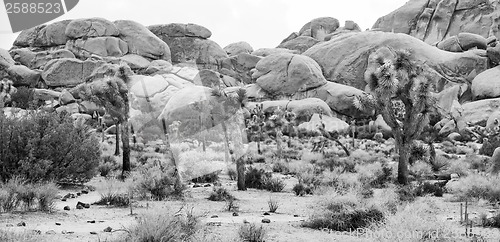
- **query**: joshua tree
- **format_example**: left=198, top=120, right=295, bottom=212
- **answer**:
left=267, top=107, right=286, bottom=158
left=354, top=48, right=434, bottom=185
left=210, top=87, right=247, bottom=191
left=0, top=79, right=15, bottom=108
left=75, top=66, right=131, bottom=176
left=246, top=104, right=266, bottom=154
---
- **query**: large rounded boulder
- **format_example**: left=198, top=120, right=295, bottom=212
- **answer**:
left=252, top=53, right=327, bottom=96
left=303, top=31, right=487, bottom=91
left=471, top=66, right=500, bottom=100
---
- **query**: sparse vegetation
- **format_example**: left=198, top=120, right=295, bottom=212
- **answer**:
left=208, top=187, right=235, bottom=201
left=238, top=223, right=266, bottom=242
left=0, top=177, right=58, bottom=212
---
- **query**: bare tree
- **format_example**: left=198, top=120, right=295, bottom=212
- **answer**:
left=354, top=49, right=434, bottom=185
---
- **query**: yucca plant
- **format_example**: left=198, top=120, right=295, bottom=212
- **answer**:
left=354, top=48, right=435, bottom=185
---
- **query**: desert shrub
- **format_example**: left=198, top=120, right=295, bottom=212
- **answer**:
left=208, top=187, right=235, bottom=201
left=263, top=177, right=285, bottom=192
left=121, top=209, right=200, bottom=242
left=297, top=169, right=321, bottom=188
left=246, top=152, right=266, bottom=164
left=301, top=151, right=324, bottom=164
left=467, top=154, right=489, bottom=172
left=410, top=161, right=433, bottom=178
left=356, top=162, right=393, bottom=188
left=444, top=158, right=469, bottom=177
left=98, top=155, right=118, bottom=177
left=293, top=183, right=312, bottom=196
left=440, top=141, right=457, bottom=154
left=446, top=174, right=500, bottom=202
left=238, top=223, right=266, bottom=242
left=191, top=172, right=219, bottom=183
left=414, top=182, right=444, bottom=197
left=429, top=155, right=450, bottom=172
left=481, top=212, right=500, bottom=228
left=227, top=166, right=237, bottom=181
left=396, top=185, right=417, bottom=202
left=0, top=111, right=100, bottom=183
left=271, top=159, right=289, bottom=174
left=0, top=229, right=40, bottom=242
left=224, top=197, right=239, bottom=212
left=8, top=86, right=42, bottom=110
left=93, top=178, right=131, bottom=207
left=480, top=133, right=500, bottom=156
left=349, top=149, right=372, bottom=163
left=303, top=193, right=384, bottom=231
left=267, top=197, right=280, bottom=212
left=245, top=167, right=271, bottom=189
left=131, top=165, right=183, bottom=200
left=368, top=199, right=454, bottom=242
left=282, top=147, right=301, bottom=159
left=0, top=177, right=58, bottom=212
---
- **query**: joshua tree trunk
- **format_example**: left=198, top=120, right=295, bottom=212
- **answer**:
left=202, top=133, right=206, bottom=152
left=428, top=141, right=436, bottom=167
left=397, top=138, right=411, bottom=185
left=161, top=119, right=182, bottom=188
left=221, top=121, right=231, bottom=163
left=276, top=129, right=283, bottom=158
left=121, top=120, right=131, bottom=176
left=114, top=123, right=120, bottom=156
left=237, top=156, right=246, bottom=191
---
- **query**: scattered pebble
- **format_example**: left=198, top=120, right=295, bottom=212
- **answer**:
left=5, top=224, right=13, bottom=227
left=76, top=204, right=83, bottom=209
left=204, top=184, right=211, bottom=187
left=87, top=220, right=96, bottom=223
left=32, top=230, right=41, bottom=235
left=61, top=198, right=67, bottom=202
left=210, top=215, right=218, bottom=218
left=62, top=230, right=74, bottom=234
left=81, top=190, right=89, bottom=194
left=232, top=212, right=239, bottom=217
left=261, top=218, right=271, bottom=223
left=55, top=222, right=61, bottom=225
left=17, top=221, right=26, bottom=227
left=263, top=212, right=270, bottom=216
left=293, top=215, right=299, bottom=217
left=46, top=230, right=56, bottom=235
left=193, top=184, right=201, bottom=188
left=90, top=231, right=97, bottom=235
left=103, top=226, right=112, bottom=232
left=76, top=192, right=81, bottom=196
left=63, top=206, right=70, bottom=211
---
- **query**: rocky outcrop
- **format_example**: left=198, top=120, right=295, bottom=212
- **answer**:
left=13, top=20, right=71, bottom=47
left=223, top=41, right=254, bottom=56
left=219, top=53, right=261, bottom=85
left=65, top=37, right=128, bottom=58
left=462, top=97, right=500, bottom=126
left=6, top=65, right=41, bottom=86
left=10, top=48, right=75, bottom=70
left=65, top=18, right=119, bottom=39
left=471, top=66, right=500, bottom=100
left=252, top=48, right=299, bottom=57
left=148, top=23, right=225, bottom=70
left=252, top=53, right=327, bottom=96
left=277, top=36, right=320, bottom=54
left=303, top=31, right=488, bottom=91
left=298, top=17, right=340, bottom=41
left=115, top=20, right=171, bottom=61
left=436, top=33, right=488, bottom=52
left=373, top=0, right=500, bottom=44
left=42, top=58, right=106, bottom=87
left=298, top=113, right=349, bottom=134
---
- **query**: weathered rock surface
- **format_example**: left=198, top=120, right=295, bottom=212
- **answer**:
left=471, top=66, right=500, bottom=100
left=252, top=53, right=327, bottom=96
left=223, top=41, right=254, bottom=56
left=299, top=17, right=340, bottom=41
left=251, top=48, right=299, bottom=57
left=373, top=0, right=500, bottom=44
left=42, top=58, right=106, bottom=87
left=298, top=113, right=349, bottom=134
left=277, top=36, right=320, bottom=54
left=462, top=97, right=500, bottom=126
left=114, top=20, right=171, bottom=61
left=13, top=20, right=71, bottom=47
left=10, top=48, right=75, bottom=70
left=148, top=23, right=212, bottom=39
left=65, top=18, right=119, bottom=39
left=219, top=53, right=261, bottom=85
left=66, top=37, right=128, bottom=58
left=303, top=31, right=487, bottom=91
left=7, top=65, right=41, bottom=86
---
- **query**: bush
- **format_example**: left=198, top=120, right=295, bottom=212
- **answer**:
left=191, top=172, right=219, bottom=183
left=121, top=209, right=200, bottom=242
left=481, top=212, right=500, bottom=228
left=263, top=177, right=285, bottom=192
left=268, top=197, right=280, bottom=213
left=93, top=178, right=131, bottom=207
left=224, top=198, right=239, bottom=212
left=0, top=177, right=58, bottom=212
left=467, top=154, right=489, bottom=172
left=446, top=174, right=500, bottom=202
left=303, top=193, right=384, bottom=231
left=207, top=187, right=235, bottom=201
left=227, top=166, right=237, bottom=181
left=293, top=183, right=312, bottom=196
left=8, top=86, right=42, bottom=110
left=245, top=167, right=271, bottom=189
left=415, top=182, right=444, bottom=197
left=238, top=223, right=266, bottom=242
left=396, top=185, right=417, bottom=202
left=98, top=155, right=118, bottom=177
left=0, top=111, right=100, bottom=183
left=271, top=159, right=290, bottom=174
left=131, top=165, right=183, bottom=200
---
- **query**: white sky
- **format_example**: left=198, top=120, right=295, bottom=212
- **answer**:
left=0, top=0, right=407, bottom=50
